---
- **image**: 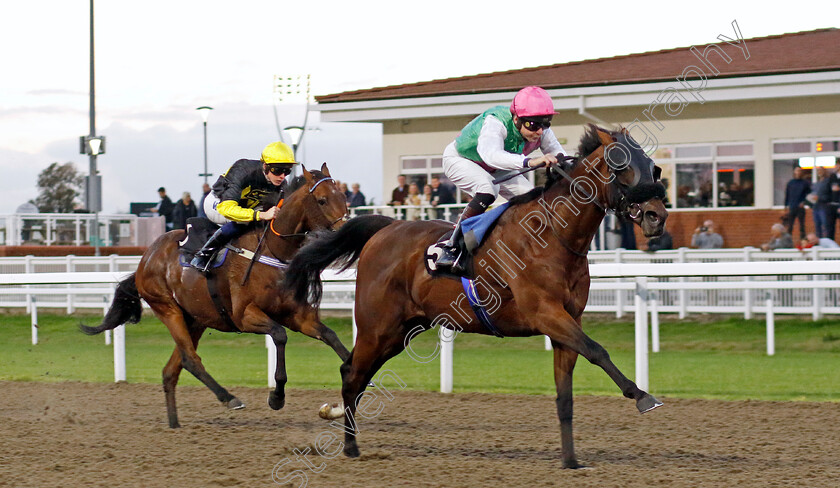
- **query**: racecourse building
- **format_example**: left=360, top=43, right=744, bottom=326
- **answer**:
left=314, top=28, right=840, bottom=248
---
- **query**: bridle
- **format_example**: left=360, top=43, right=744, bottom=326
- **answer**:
left=539, top=137, right=660, bottom=256
left=269, top=175, right=347, bottom=238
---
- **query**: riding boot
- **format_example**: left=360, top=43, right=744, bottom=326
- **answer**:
left=190, top=227, right=233, bottom=273
left=434, top=193, right=495, bottom=273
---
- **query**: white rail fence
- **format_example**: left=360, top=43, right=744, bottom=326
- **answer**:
left=0, top=213, right=147, bottom=247
left=4, top=258, right=840, bottom=392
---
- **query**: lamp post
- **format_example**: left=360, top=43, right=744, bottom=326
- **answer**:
left=80, top=0, right=106, bottom=255
left=282, top=126, right=304, bottom=178
left=196, top=106, right=213, bottom=184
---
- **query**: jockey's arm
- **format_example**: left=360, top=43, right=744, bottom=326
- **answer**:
left=476, top=116, right=532, bottom=171
left=215, top=200, right=262, bottom=222
left=539, top=128, right=569, bottom=160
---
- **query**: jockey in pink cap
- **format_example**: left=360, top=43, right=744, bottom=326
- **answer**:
left=433, top=86, right=570, bottom=274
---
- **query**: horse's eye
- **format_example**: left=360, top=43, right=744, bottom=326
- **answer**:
left=318, top=198, right=327, bottom=206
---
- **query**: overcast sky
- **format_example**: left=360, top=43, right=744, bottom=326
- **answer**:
left=0, top=0, right=836, bottom=213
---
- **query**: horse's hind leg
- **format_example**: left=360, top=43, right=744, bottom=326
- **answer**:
left=551, top=342, right=581, bottom=469
left=156, top=307, right=243, bottom=412
left=162, top=326, right=205, bottom=428
left=267, top=325, right=288, bottom=410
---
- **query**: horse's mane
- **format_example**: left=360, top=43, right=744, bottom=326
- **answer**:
left=507, top=124, right=619, bottom=208
left=284, top=170, right=327, bottom=194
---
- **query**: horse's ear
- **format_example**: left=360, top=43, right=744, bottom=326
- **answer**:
left=320, top=162, right=331, bottom=177
left=302, top=165, right=314, bottom=183
left=597, top=128, right=615, bottom=146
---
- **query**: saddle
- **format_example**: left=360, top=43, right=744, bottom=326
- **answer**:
left=177, top=217, right=227, bottom=269
left=424, top=203, right=510, bottom=280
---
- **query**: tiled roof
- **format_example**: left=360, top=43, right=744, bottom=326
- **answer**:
left=316, top=28, right=840, bottom=103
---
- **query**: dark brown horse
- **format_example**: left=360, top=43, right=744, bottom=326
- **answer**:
left=81, top=164, right=349, bottom=428
left=286, top=125, right=668, bottom=467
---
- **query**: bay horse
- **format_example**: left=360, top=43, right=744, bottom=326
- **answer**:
left=285, top=125, right=668, bottom=467
left=80, top=164, right=349, bottom=428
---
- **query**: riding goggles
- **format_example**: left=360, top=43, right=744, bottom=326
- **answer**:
left=267, top=165, right=293, bottom=176
left=521, top=117, right=552, bottom=131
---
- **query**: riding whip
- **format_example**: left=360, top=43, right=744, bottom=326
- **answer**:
left=491, top=156, right=577, bottom=185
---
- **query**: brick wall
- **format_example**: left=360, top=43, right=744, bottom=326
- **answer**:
left=635, top=208, right=818, bottom=249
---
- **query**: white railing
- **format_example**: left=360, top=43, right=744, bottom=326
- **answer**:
left=5, top=260, right=840, bottom=394
left=0, top=213, right=146, bottom=246
left=1, top=269, right=356, bottom=384
left=348, top=203, right=466, bottom=222
left=3, top=249, right=840, bottom=313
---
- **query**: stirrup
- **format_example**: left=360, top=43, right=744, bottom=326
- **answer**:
left=190, top=253, right=213, bottom=273
left=434, top=245, right=460, bottom=270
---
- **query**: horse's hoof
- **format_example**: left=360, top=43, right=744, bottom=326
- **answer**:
left=268, top=392, right=285, bottom=411
left=562, top=459, right=588, bottom=469
left=227, top=398, right=246, bottom=410
left=168, top=420, right=181, bottom=429
left=319, top=402, right=344, bottom=420
left=344, top=444, right=360, bottom=458
left=636, top=393, right=663, bottom=413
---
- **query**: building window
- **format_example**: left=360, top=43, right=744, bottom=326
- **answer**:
left=399, top=155, right=461, bottom=203
left=772, top=138, right=840, bottom=206
left=654, top=142, right=754, bottom=209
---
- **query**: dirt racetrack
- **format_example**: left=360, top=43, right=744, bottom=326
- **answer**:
left=1, top=381, right=838, bottom=487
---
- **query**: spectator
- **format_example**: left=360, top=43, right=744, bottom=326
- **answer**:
left=404, top=182, right=422, bottom=220
left=828, top=166, right=840, bottom=240
left=390, top=175, right=409, bottom=206
left=784, top=167, right=811, bottom=240
left=812, top=167, right=832, bottom=238
left=761, top=223, right=794, bottom=251
left=645, top=229, right=673, bottom=252
left=339, top=182, right=351, bottom=199
left=796, top=232, right=840, bottom=251
left=150, top=187, right=175, bottom=231
left=172, top=192, right=198, bottom=230
left=347, top=183, right=366, bottom=208
left=421, top=184, right=433, bottom=206
left=429, top=175, right=455, bottom=219
left=691, top=220, right=724, bottom=249
left=197, top=183, right=212, bottom=218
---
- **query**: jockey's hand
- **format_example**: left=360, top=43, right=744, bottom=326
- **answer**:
left=528, top=154, right=559, bottom=168
left=259, top=206, right=279, bottom=221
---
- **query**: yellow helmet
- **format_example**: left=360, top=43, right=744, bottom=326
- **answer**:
left=260, top=142, right=297, bottom=165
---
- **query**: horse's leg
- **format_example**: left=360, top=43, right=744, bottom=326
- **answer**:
left=155, top=305, right=243, bottom=411
left=291, top=306, right=351, bottom=362
left=162, top=325, right=206, bottom=428
left=537, top=306, right=661, bottom=413
left=237, top=304, right=288, bottom=410
left=551, top=341, right=581, bottom=468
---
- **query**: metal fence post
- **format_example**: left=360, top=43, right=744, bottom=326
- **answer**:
left=743, top=247, right=752, bottom=319
left=266, top=334, right=276, bottom=388
left=765, top=291, right=775, bottom=356
left=440, top=326, right=454, bottom=393
left=30, top=296, right=38, bottom=345
left=650, top=291, right=659, bottom=353
left=677, top=247, right=687, bottom=319
left=634, top=276, right=649, bottom=391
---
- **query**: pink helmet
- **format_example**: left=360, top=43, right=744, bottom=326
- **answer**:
left=510, top=86, right=556, bottom=117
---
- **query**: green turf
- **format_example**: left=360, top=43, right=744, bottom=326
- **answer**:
left=1, top=313, right=838, bottom=402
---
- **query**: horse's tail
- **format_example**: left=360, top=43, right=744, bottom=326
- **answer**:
left=79, top=273, right=143, bottom=335
left=285, top=214, right=395, bottom=305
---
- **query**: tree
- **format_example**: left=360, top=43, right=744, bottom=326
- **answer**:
left=30, top=162, right=85, bottom=213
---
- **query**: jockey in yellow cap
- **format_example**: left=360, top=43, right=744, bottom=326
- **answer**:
left=191, top=141, right=298, bottom=272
